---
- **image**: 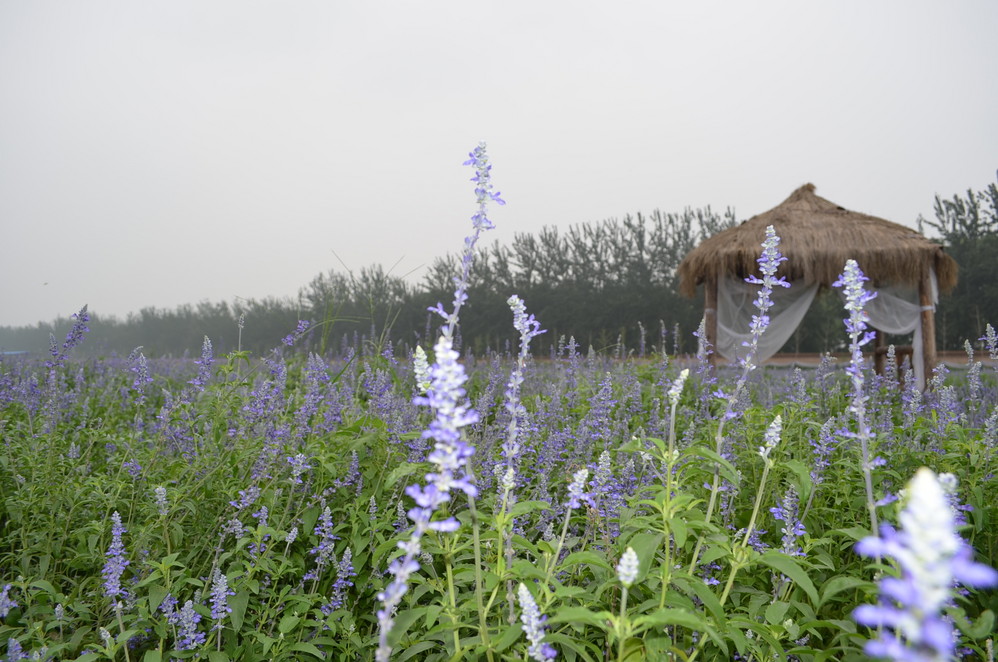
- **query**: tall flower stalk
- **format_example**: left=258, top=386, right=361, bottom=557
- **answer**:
left=377, top=143, right=501, bottom=661
left=833, top=259, right=879, bottom=534
left=691, top=225, right=789, bottom=572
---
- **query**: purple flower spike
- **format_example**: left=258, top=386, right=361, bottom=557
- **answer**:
left=853, top=467, right=998, bottom=660
left=518, top=583, right=556, bottom=661
left=102, top=511, right=129, bottom=601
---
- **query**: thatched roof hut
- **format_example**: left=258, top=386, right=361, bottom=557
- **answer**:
left=677, top=183, right=958, bottom=385
left=678, top=183, right=957, bottom=297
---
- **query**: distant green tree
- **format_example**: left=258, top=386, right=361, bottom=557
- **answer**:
left=919, top=173, right=998, bottom=349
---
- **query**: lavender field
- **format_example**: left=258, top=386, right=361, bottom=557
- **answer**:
left=1, top=146, right=996, bottom=661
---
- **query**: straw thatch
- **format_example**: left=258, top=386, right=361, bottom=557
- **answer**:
left=677, top=183, right=958, bottom=297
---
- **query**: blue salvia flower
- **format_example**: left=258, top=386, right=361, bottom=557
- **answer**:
left=980, top=323, right=998, bottom=362
left=566, top=468, right=592, bottom=509
left=833, top=259, right=880, bottom=532
left=304, top=506, right=339, bottom=582
left=412, top=346, right=432, bottom=395
left=327, top=548, right=356, bottom=611
left=153, top=486, right=169, bottom=517
left=170, top=599, right=205, bottom=651
left=809, top=418, right=837, bottom=488
left=715, top=225, right=789, bottom=423
left=209, top=570, right=234, bottom=631
left=286, top=453, right=311, bottom=484
left=282, top=319, right=312, bottom=347
left=853, top=467, right=998, bottom=661
left=499, top=295, right=545, bottom=497
left=377, top=144, right=499, bottom=662
left=102, top=512, right=129, bottom=601
left=429, top=141, right=502, bottom=340
left=128, top=347, right=153, bottom=400
left=6, top=638, right=25, bottom=662
left=517, top=583, right=556, bottom=661
left=188, top=336, right=214, bottom=392
left=769, top=485, right=806, bottom=557
left=0, top=585, right=16, bottom=618
left=741, top=225, right=791, bottom=367
left=417, top=335, right=479, bottom=501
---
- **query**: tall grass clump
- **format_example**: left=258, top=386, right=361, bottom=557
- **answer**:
left=0, top=146, right=996, bottom=661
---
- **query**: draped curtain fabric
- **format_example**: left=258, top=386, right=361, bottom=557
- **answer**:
left=715, top=269, right=937, bottom=389
left=715, top=278, right=819, bottom=364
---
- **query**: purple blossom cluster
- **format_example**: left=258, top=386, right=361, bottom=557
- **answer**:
left=854, top=467, right=998, bottom=660
left=102, top=511, right=129, bottom=602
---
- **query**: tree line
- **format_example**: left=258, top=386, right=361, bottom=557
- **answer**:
left=3, top=179, right=996, bottom=359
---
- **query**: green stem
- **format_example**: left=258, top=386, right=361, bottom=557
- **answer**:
left=467, top=489, right=494, bottom=661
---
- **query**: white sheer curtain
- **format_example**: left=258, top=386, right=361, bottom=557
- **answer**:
left=714, top=269, right=937, bottom=389
left=715, top=277, right=819, bottom=364
left=853, top=269, right=937, bottom=389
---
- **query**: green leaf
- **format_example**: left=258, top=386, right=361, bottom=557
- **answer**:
left=229, top=590, right=250, bottom=633
left=764, top=600, right=790, bottom=625
left=278, top=613, right=300, bottom=634
left=758, top=551, right=819, bottom=605
left=964, top=609, right=995, bottom=639
left=625, top=532, right=664, bottom=581
left=207, top=652, right=230, bottom=662
left=493, top=624, right=524, bottom=653
left=147, top=583, right=169, bottom=614
left=548, top=606, right=612, bottom=631
left=817, top=575, right=872, bottom=609
left=142, top=651, right=162, bottom=662
left=510, top=500, right=552, bottom=517
left=559, top=551, right=612, bottom=571
left=396, top=641, right=437, bottom=661
left=288, top=642, right=325, bottom=659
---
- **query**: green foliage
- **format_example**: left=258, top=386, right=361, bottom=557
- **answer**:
left=0, top=340, right=996, bottom=660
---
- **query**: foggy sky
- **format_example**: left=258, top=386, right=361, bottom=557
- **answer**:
left=2, top=1, right=996, bottom=328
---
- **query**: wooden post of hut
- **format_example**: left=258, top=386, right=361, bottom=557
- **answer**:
left=919, top=267, right=937, bottom=383
left=704, top=273, right=718, bottom=365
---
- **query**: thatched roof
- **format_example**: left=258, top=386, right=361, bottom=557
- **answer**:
left=677, top=183, right=958, bottom=297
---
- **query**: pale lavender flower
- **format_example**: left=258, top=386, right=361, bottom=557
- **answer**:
left=567, top=468, right=591, bottom=509
left=667, top=369, right=690, bottom=408
left=209, top=570, right=234, bottom=631
left=189, top=336, right=213, bottom=391
left=0, top=585, right=16, bottom=618
left=377, top=144, right=498, bottom=662
left=305, top=506, right=340, bottom=582
left=770, top=485, right=806, bottom=557
left=417, top=335, right=479, bottom=500
left=153, top=486, right=169, bottom=517
left=328, top=548, right=356, bottom=611
left=853, top=467, right=998, bottom=661
left=500, top=295, right=545, bottom=494
left=741, top=225, right=791, bottom=367
left=102, top=511, right=129, bottom=600
left=517, top=583, right=556, bottom=661
left=228, top=486, right=260, bottom=511
left=282, top=319, right=312, bottom=347
left=5, top=638, right=25, bottom=662
left=834, top=259, right=879, bottom=532
left=617, top=547, right=639, bottom=587
left=171, top=599, right=205, bottom=651
left=287, top=454, right=311, bottom=484
left=981, top=323, right=998, bottom=361
left=758, top=415, right=782, bottom=462
left=413, top=346, right=431, bottom=395
left=128, top=347, right=153, bottom=397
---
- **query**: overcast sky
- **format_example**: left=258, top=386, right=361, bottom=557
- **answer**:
left=1, top=1, right=996, bottom=328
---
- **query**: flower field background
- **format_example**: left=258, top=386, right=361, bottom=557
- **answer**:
left=1, top=146, right=996, bottom=661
